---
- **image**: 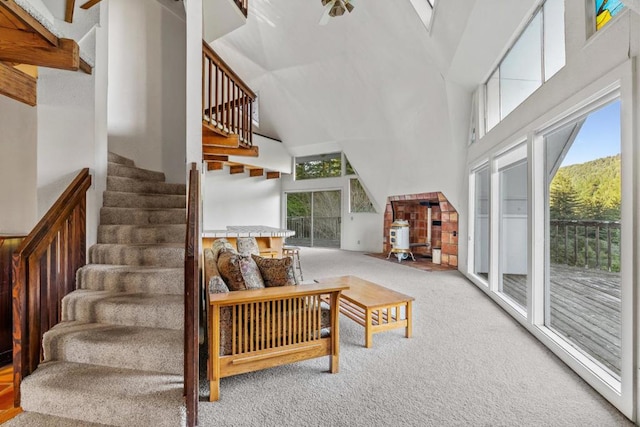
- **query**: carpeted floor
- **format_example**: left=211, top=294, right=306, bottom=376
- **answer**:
left=198, top=247, right=631, bottom=427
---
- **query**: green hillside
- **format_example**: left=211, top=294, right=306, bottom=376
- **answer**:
left=550, top=154, right=621, bottom=221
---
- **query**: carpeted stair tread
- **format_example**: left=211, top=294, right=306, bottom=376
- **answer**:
left=100, top=207, right=186, bottom=225
left=108, top=162, right=165, bottom=182
left=62, top=290, right=183, bottom=330
left=20, top=361, right=185, bottom=427
left=108, top=152, right=135, bottom=167
left=43, top=321, right=183, bottom=374
left=77, top=264, right=184, bottom=295
left=107, top=176, right=187, bottom=195
left=88, top=243, right=185, bottom=267
left=3, top=411, right=114, bottom=427
left=103, top=191, right=186, bottom=209
left=97, top=224, right=186, bottom=244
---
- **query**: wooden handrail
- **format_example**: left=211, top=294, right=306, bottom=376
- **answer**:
left=12, top=168, right=91, bottom=405
left=202, top=41, right=256, bottom=147
left=184, top=163, right=200, bottom=427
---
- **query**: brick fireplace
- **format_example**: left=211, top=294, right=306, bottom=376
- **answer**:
left=383, top=192, right=459, bottom=268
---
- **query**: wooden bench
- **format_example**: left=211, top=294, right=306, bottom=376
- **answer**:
left=208, top=283, right=348, bottom=401
left=317, top=276, right=414, bottom=348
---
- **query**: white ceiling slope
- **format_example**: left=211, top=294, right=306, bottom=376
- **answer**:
left=212, top=0, right=536, bottom=151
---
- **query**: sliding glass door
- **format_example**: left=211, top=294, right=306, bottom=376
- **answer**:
left=286, top=191, right=341, bottom=248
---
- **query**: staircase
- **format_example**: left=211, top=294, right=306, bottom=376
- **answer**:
left=16, top=153, right=188, bottom=426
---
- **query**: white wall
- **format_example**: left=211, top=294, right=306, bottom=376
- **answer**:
left=107, top=0, right=186, bottom=183
left=0, top=96, right=37, bottom=234
left=203, top=170, right=282, bottom=230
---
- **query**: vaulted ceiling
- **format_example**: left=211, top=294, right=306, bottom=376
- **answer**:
left=211, top=0, right=539, bottom=155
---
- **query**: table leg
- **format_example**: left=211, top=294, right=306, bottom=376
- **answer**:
left=405, top=301, right=412, bottom=339
left=365, top=308, right=373, bottom=348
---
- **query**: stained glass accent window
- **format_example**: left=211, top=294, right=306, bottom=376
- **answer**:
left=596, top=0, right=624, bottom=31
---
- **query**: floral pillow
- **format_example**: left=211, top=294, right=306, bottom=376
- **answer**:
left=239, top=255, right=265, bottom=290
left=208, top=275, right=230, bottom=294
left=251, top=255, right=297, bottom=287
left=217, top=250, right=246, bottom=291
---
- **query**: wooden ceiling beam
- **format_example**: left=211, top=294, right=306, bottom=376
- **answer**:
left=249, top=168, right=264, bottom=177
left=0, top=37, right=79, bottom=71
left=202, top=145, right=259, bottom=157
left=0, top=61, right=36, bottom=106
left=65, top=0, right=76, bottom=23
left=266, top=172, right=281, bottom=180
left=0, top=28, right=51, bottom=48
left=0, top=0, right=58, bottom=45
left=80, top=0, right=103, bottom=10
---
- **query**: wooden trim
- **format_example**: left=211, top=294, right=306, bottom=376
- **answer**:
left=206, top=162, right=224, bottom=171
left=229, top=165, right=244, bottom=174
left=203, top=128, right=239, bottom=148
left=79, top=58, right=92, bottom=75
left=249, top=168, right=264, bottom=177
left=0, top=61, right=36, bottom=106
left=204, top=155, right=228, bottom=162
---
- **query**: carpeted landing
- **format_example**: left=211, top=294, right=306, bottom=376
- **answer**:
left=198, top=247, right=632, bottom=427
left=6, top=152, right=187, bottom=427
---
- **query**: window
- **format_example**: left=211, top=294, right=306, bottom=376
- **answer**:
left=295, top=153, right=342, bottom=180
left=345, top=156, right=356, bottom=175
left=252, top=91, right=259, bottom=126
left=349, top=178, right=375, bottom=213
left=595, top=0, right=624, bottom=31
left=485, top=0, right=565, bottom=131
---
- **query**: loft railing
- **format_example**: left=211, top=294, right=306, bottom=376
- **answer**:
left=184, top=163, right=200, bottom=427
left=549, top=219, right=621, bottom=272
left=12, top=168, right=91, bottom=405
left=202, top=41, right=256, bottom=147
left=233, top=0, right=248, bottom=17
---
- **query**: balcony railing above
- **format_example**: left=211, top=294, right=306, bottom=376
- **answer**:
left=202, top=41, right=256, bottom=148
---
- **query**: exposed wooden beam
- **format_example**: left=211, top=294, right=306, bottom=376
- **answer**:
left=0, top=28, right=51, bottom=49
left=207, top=162, right=224, bottom=171
left=0, top=0, right=58, bottom=46
left=249, top=168, right=264, bottom=177
left=229, top=165, right=244, bottom=175
left=0, top=61, right=36, bottom=106
left=65, top=0, right=76, bottom=23
left=202, top=126, right=239, bottom=147
left=266, top=172, right=281, bottom=180
left=204, top=155, right=229, bottom=162
left=80, top=0, right=102, bottom=9
left=0, top=37, right=80, bottom=71
left=79, top=58, right=92, bottom=74
left=202, top=145, right=259, bottom=157
left=13, top=64, right=37, bottom=78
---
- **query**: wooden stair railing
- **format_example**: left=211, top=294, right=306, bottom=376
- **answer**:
left=184, top=163, right=200, bottom=427
left=12, top=168, right=91, bottom=405
left=203, top=41, right=256, bottom=148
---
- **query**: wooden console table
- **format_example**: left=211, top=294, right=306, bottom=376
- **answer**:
left=317, top=275, right=414, bottom=348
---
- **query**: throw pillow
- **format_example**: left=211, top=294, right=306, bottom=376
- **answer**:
left=211, top=238, right=236, bottom=262
left=251, top=255, right=297, bottom=287
left=208, top=275, right=230, bottom=294
left=236, top=237, right=260, bottom=257
left=217, top=250, right=247, bottom=291
left=238, top=255, right=265, bottom=290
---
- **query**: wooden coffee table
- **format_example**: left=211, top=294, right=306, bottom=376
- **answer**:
left=317, top=275, right=414, bottom=348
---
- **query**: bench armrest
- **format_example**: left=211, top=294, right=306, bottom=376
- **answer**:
left=209, top=283, right=349, bottom=307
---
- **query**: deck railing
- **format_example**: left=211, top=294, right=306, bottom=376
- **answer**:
left=549, top=219, right=621, bottom=272
left=202, top=41, right=256, bottom=147
left=286, top=216, right=341, bottom=247
left=233, top=0, right=248, bottom=17
left=12, top=168, right=91, bottom=405
left=184, top=163, right=200, bottom=427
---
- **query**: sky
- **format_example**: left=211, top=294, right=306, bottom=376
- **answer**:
left=561, top=100, right=621, bottom=166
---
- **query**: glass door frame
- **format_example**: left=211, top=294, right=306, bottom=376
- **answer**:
left=285, top=189, right=342, bottom=248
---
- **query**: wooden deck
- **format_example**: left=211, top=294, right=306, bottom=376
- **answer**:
left=502, top=265, right=621, bottom=377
